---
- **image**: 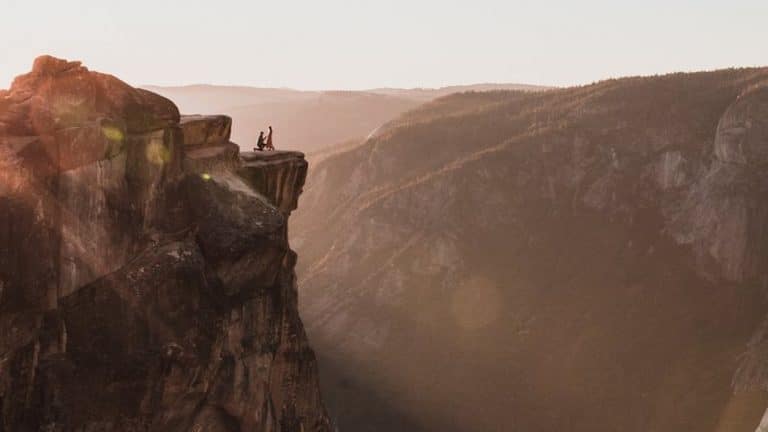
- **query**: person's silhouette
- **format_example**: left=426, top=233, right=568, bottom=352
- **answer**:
left=266, top=125, right=274, bottom=151
left=255, top=131, right=266, bottom=151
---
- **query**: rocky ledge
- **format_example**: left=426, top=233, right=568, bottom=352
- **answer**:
left=0, top=56, right=330, bottom=431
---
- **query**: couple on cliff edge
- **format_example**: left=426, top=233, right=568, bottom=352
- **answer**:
left=255, top=126, right=275, bottom=151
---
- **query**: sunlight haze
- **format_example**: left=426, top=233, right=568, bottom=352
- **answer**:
left=2, top=0, right=768, bottom=89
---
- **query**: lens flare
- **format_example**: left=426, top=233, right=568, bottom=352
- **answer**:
left=201, top=173, right=212, bottom=181
left=145, top=141, right=171, bottom=165
left=101, top=126, right=124, bottom=142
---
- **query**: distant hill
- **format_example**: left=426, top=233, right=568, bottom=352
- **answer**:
left=368, top=82, right=548, bottom=101
left=144, top=83, right=548, bottom=154
left=292, top=68, right=768, bottom=432
left=224, top=92, right=419, bottom=154
left=141, top=84, right=315, bottom=114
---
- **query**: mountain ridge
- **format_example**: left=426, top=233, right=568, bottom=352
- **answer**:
left=293, top=66, right=768, bottom=432
left=143, top=83, right=549, bottom=155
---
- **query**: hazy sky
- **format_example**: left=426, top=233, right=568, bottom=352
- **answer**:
left=2, top=0, right=767, bottom=90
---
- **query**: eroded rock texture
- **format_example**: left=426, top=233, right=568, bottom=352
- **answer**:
left=0, top=56, right=330, bottom=432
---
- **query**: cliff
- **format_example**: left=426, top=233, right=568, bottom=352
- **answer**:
left=0, top=56, right=330, bottom=431
left=293, top=68, right=768, bottom=431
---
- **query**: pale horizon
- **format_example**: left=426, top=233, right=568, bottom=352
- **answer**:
left=3, top=0, right=768, bottom=91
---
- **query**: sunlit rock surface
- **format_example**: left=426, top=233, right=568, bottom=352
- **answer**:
left=239, top=152, right=308, bottom=214
left=0, top=56, right=329, bottom=432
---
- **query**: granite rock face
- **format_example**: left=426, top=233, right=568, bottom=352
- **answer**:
left=0, top=56, right=329, bottom=432
left=670, top=85, right=768, bottom=284
left=293, top=69, right=768, bottom=431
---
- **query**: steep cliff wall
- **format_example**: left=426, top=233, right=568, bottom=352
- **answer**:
left=0, top=56, right=330, bottom=432
left=293, top=68, right=768, bottom=431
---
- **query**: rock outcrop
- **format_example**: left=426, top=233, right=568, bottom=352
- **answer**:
left=0, top=56, right=330, bottom=431
left=670, top=84, right=768, bottom=283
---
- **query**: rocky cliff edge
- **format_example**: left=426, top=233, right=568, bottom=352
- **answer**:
left=0, top=56, right=330, bottom=431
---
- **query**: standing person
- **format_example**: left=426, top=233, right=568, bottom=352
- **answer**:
left=255, top=131, right=266, bottom=151
left=266, top=125, right=274, bottom=151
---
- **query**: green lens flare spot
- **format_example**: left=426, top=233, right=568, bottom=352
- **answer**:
left=201, top=173, right=212, bottom=181
left=146, top=141, right=171, bottom=165
left=101, top=126, right=124, bottom=142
